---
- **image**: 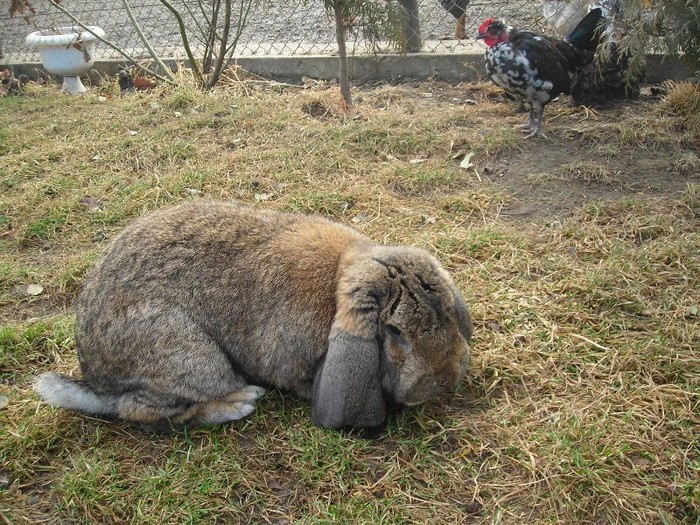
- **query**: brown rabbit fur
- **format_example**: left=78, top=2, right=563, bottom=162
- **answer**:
left=34, top=200, right=472, bottom=430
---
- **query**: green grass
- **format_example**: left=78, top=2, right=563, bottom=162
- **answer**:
left=0, top=79, right=698, bottom=525
left=0, top=317, right=74, bottom=380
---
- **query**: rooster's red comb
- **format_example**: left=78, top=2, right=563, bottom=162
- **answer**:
left=478, top=17, right=497, bottom=33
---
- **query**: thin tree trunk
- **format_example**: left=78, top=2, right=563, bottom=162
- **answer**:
left=205, top=0, right=232, bottom=89
left=203, top=0, right=221, bottom=73
left=397, top=0, right=422, bottom=52
left=333, top=1, right=352, bottom=109
left=159, top=0, right=205, bottom=87
left=121, top=0, right=173, bottom=77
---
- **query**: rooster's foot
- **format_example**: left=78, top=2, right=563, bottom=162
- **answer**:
left=523, top=129, right=547, bottom=139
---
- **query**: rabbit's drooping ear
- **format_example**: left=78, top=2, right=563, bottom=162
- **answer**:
left=312, top=253, right=389, bottom=429
left=311, top=325, right=386, bottom=429
left=449, top=282, right=474, bottom=342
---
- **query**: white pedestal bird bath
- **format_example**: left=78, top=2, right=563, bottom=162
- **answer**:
left=25, top=26, right=105, bottom=94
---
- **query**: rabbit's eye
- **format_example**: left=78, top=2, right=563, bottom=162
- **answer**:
left=387, top=324, right=401, bottom=337
left=386, top=324, right=411, bottom=353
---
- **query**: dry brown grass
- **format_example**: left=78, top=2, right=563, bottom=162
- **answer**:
left=0, top=77, right=698, bottom=524
left=663, top=81, right=700, bottom=137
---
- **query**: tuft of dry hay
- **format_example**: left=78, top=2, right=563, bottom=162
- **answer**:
left=662, top=81, right=700, bottom=138
left=559, top=161, right=622, bottom=185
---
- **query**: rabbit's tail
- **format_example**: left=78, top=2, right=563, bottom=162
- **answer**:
left=34, top=372, right=119, bottom=416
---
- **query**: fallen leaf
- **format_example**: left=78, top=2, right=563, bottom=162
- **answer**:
left=0, top=395, right=8, bottom=410
left=302, top=76, right=320, bottom=88
left=488, top=321, right=503, bottom=333
left=460, top=151, right=475, bottom=170
left=80, top=195, right=102, bottom=210
left=268, top=478, right=292, bottom=497
left=134, top=77, right=156, bottom=90
left=16, top=284, right=43, bottom=296
left=463, top=500, right=483, bottom=515
left=0, top=472, right=8, bottom=490
left=409, top=158, right=427, bottom=164
left=254, top=193, right=274, bottom=202
left=128, top=130, right=138, bottom=136
left=452, top=149, right=466, bottom=160
left=351, top=213, right=370, bottom=224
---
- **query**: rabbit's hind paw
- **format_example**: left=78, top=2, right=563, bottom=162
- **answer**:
left=175, top=385, right=267, bottom=426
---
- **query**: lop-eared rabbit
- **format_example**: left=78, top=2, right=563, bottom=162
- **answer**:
left=35, top=200, right=472, bottom=430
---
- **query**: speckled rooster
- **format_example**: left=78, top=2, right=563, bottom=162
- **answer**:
left=476, top=8, right=603, bottom=138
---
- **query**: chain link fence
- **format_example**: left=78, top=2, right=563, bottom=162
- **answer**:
left=1, top=0, right=564, bottom=64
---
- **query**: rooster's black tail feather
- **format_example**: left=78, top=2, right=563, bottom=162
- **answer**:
left=566, top=8, right=603, bottom=51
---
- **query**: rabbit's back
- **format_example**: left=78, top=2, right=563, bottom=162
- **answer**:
left=75, top=200, right=369, bottom=399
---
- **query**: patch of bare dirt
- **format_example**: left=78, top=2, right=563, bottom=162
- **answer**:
left=360, top=80, right=699, bottom=222
left=491, top=136, right=698, bottom=221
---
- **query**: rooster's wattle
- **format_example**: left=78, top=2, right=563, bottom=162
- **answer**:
left=476, top=8, right=603, bottom=138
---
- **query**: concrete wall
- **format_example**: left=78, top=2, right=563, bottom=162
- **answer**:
left=5, top=48, right=690, bottom=85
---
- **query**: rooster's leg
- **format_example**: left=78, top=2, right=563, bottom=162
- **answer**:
left=516, top=105, right=536, bottom=132
left=524, top=105, right=546, bottom=139
left=455, top=14, right=466, bottom=40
